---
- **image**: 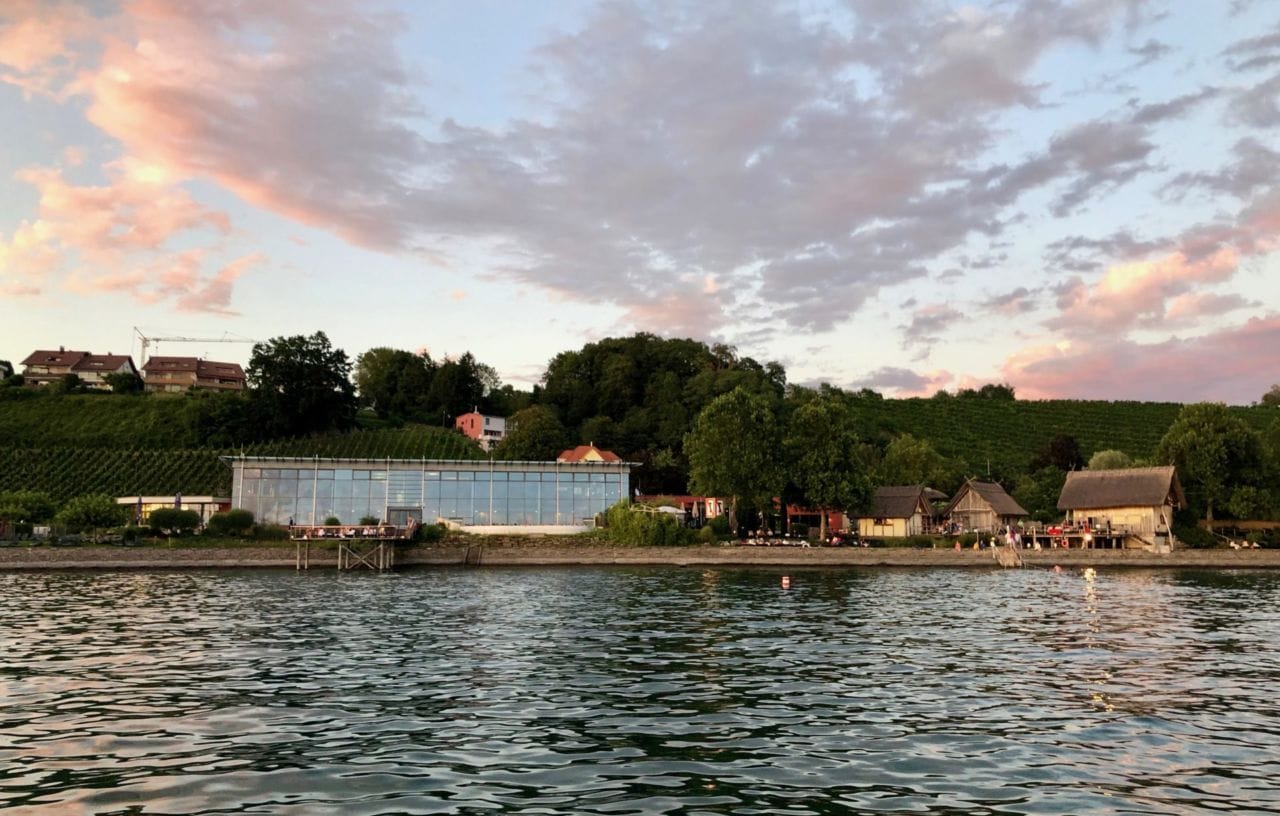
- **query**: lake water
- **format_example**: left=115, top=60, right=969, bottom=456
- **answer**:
left=2, top=566, right=1279, bottom=815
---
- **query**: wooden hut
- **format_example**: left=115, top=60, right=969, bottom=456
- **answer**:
left=943, top=479, right=1027, bottom=533
left=1057, top=466, right=1184, bottom=550
left=859, top=486, right=945, bottom=539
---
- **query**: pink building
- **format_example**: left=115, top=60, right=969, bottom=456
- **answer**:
left=455, top=411, right=507, bottom=450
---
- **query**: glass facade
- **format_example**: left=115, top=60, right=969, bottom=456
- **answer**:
left=229, top=458, right=630, bottom=527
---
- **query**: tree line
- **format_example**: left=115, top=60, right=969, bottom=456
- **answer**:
left=4, top=335, right=1279, bottom=533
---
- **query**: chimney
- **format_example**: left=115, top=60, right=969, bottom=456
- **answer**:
left=59, top=345, right=65, bottom=352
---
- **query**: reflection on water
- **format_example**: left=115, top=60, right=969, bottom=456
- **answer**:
left=2, top=567, right=1280, bottom=815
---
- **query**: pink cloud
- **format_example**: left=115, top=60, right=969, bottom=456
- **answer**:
left=8, top=156, right=257, bottom=311
left=1048, top=246, right=1239, bottom=336
left=1002, top=314, right=1280, bottom=403
left=0, top=1, right=102, bottom=98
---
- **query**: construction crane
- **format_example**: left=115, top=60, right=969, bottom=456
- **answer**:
left=134, top=327, right=257, bottom=367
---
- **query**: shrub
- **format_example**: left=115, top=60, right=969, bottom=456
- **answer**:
left=324, top=516, right=341, bottom=526
left=0, top=490, right=58, bottom=523
left=206, top=509, right=255, bottom=537
left=415, top=522, right=445, bottom=543
left=603, top=502, right=693, bottom=546
left=359, top=515, right=380, bottom=525
left=905, top=534, right=936, bottom=549
left=956, top=532, right=978, bottom=546
left=55, top=494, right=127, bottom=532
left=253, top=523, right=290, bottom=541
left=121, top=525, right=143, bottom=543
left=148, top=507, right=202, bottom=535
left=698, top=525, right=718, bottom=543
left=1174, top=524, right=1216, bottom=549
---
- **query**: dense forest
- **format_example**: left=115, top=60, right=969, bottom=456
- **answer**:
left=2, top=333, right=1278, bottom=530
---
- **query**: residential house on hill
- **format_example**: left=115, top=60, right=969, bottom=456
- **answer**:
left=455, top=410, right=507, bottom=451
left=21, top=348, right=137, bottom=390
left=1057, top=466, right=1184, bottom=549
left=944, top=479, right=1028, bottom=532
left=859, top=485, right=947, bottom=539
left=21, top=348, right=88, bottom=387
left=143, top=356, right=246, bottom=393
left=72, top=354, right=138, bottom=390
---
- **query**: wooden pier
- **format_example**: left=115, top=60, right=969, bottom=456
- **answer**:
left=289, top=523, right=416, bottom=571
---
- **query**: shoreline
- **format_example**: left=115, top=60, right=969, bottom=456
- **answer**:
left=4, top=542, right=1280, bottom=570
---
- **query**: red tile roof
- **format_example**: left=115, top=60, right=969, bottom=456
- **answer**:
left=21, top=349, right=87, bottom=367
left=557, top=444, right=622, bottom=463
left=72, top=354, right=135, bottom=372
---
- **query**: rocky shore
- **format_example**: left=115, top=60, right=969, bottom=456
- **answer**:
left=3, top=540, right=1280, bottom=570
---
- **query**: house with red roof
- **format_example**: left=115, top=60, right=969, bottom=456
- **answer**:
left=21, top=347, right=137, bottom=390
left=142, top=356, right=246, bottom=392
left=556, top=443, right=622, bottom=463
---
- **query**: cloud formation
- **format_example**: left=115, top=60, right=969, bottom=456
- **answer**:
left=2, top=0, right=1277, bottom=401
left=1003, top=315, right=1280, bottom=403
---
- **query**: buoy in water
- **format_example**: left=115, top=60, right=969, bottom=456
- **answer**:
left=781, top=575, right=791, bottom=589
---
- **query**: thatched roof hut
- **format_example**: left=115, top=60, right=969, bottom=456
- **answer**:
left=943, top=479, right=1027, bottom=532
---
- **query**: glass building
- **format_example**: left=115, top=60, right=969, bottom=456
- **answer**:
left=226, top=456, right=632, bottom=528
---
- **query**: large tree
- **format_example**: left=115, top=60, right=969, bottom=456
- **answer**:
left=1156, top=403, right=1263, bottom=521
left=877, top=433, right=957, bottom=490
left=685, top=387, right=783, bottom=533
left=493, top=405, right=573, bottom=461
left=247, top=332, right=357, bottom=437
left=783, top=395, right=872, bottom=539
left=1261, top=384, right=1280, bottom=408
left=354, top=347, right=436, bottom=421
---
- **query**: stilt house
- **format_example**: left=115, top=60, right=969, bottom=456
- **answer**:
left=944, top=479, right=1027, bottom=532
left=1056, top=466, right=1184, bottom=549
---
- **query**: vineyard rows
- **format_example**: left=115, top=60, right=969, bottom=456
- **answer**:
left=2, top=426, right=484, bottom=502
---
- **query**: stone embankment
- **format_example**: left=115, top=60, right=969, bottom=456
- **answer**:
left=4, top=540, right=1280, bottom=570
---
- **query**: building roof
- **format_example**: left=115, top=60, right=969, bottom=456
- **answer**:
left=21, top=349, right=88, bottom=367
left=71, top=354, right=135, bottom=373
left=944, top=479, right=1028, bottom=517
left=197, top=360, right=245, bottom=380
left=145, top=356, right=200, bottom=373
left=557, top=444, right=622, bottom=463
left=144, top=356, right=245, bottom=380
left=1057, top=466, right=1184, bottom=510
left=870, top=485, right=937, bottom=519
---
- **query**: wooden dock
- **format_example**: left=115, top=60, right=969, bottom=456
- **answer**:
left=289, top=524, right=415, bottom=571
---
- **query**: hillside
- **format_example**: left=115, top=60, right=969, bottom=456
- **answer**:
left=2, top=389, right=1274, bottom=503
left=0, top=424, right=485, bottom=502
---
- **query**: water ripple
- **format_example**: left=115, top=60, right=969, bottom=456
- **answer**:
left=2, top=566, right=1280, bottom=814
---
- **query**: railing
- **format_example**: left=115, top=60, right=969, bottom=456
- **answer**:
left=288, top=524, right=412, bottom=541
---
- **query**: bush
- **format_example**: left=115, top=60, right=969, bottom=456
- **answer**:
left=904, top=534, right=936, bottom=549
left=603, top=502, right=693, bottom=546
left=415, top=522, right=445, bottom=543
left=148, top=507, right=202, bottom=535
left=55, top=494, right=127, bottom=532
left=1174, top=524, right=1216, bottom=549
left=121, top=525, right=143, bottom=543
left=253, top=523, right=290, bottom=541
left=206, top=509, right=255, bottom=537
left=0, top=490, right=59, bottom=523
left=956, top=532, right=978, bottom=546
left=708, top=515, right=730, bottom=535
left=698, top=525, right=718, bottom=543
left=359, top=515, right=380, bottom=525
left=324, top=516, right=341, bottom=526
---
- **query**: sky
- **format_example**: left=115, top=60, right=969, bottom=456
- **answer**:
left=1, top=0, right=1277, bottom=404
